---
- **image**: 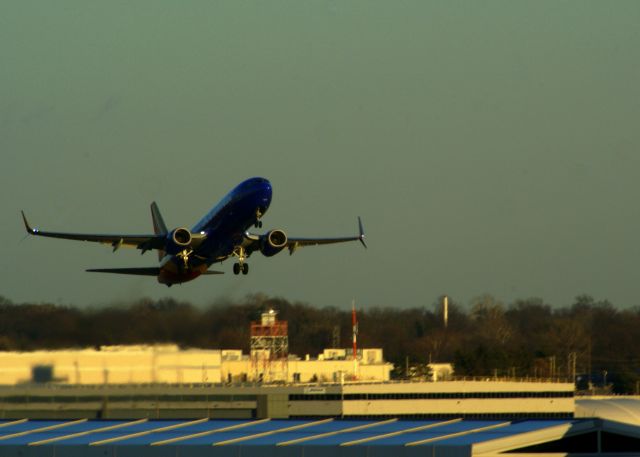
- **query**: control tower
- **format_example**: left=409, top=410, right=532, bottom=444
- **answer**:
left=250, top=309, right=288, bottom=383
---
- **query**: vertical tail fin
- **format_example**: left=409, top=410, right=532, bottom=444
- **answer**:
left=150, top=202, right=167, bottom=261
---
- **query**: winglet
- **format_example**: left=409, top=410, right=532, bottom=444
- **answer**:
left=21, top=211, right=37, bottom=234
left=357, top=216, right=367, bottom=249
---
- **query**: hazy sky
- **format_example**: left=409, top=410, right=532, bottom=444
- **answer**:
left=2, top=1, right=640, bottom=309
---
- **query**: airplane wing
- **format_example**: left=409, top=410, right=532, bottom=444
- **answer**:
left=286, top=233, right=366, bottom=254
left=288, top=216, right=367, bottom=249
left=245, top=217, right=366, bottom=255
left=21, top=211, right=165, bottom=252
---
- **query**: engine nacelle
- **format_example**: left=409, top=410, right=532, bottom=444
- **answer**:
left=170, top=227, right=192, bottom=247
left=260, top=229, right=288, bottom=257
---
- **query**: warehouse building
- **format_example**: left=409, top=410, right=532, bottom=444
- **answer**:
left=0, top=415, right=638, bottom=456
left=0, top=310, right=392, bottom=385
left=0, top=307, right=574, bottom=421
left=0, top=379, right=575, bottom=420
left=0, top=344, right=392, bottom=385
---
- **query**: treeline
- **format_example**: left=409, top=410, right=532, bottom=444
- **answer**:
left=0, top=293, right=638, bottom=393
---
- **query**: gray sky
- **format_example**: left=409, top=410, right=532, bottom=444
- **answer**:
left=2, top=1, right=640, bottom=309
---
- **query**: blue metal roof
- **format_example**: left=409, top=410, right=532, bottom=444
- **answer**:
left=117, top=419, right=251, bottom=445
left=435, top=420, right=573, bottom=446
left=0, top=417, right=604, bottom=456
left=178, top=419, right=313, bottom=446
left=54, top=420, right=186, bottom=445
left=27, top=420, right=133, bottom=445
left=352, top=420, right=505, bottom=446
left=300, top=419, right=441, bottom=446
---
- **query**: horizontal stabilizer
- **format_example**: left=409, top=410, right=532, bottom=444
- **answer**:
left=86, top=267, right=225, bottom=276
left=86, top=267, right=160, bottom=276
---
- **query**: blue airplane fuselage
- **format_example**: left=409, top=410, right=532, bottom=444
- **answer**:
left=158, top=177, right=272, bottom=284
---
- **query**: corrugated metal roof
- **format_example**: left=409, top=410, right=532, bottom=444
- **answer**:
left=576, top=397, right=640, bottom=424
left=432, top=420, right=572, bottom=446
left=0, top=418, right=572, bottom=447
left=0, top=417, right=629, bottom=456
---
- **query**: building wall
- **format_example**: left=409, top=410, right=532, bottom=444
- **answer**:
left=221, top=357, right=392, bottom=384
left=0, top=346, right=223, bottom=385
left=0, top=346, right=391, bottom=386
left=340, top=398, right=574, bottom=416
left=287, top=359, right=391, bottom=383
left=287, top=381, right=576, bottom=417
left=286, top=398, right=574, bottom=417
left=0, top=381, right=575, bottom=420
left=342, top=381, right=575, bottom=394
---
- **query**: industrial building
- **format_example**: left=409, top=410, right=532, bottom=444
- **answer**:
left=1, top=307, right=626, bottom=456
left=0, top=344, right=391, bottom=386
left=0, top=379, right=575, bottom=420
left=0, top=415, right=639, bottom=456
left=0, top=310, right=392, bottom=386
left=0, top=308, right=574, bottom=421
left=0, top=397, right=637, bottom=456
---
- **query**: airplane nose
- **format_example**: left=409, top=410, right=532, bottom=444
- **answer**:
left=261, top=182, right=272, bottom=203
left=253, top=178, right=272, bottom=196
left=245, top=177, right=271, bottom=189
left=259, top=178, right=272, bottom=190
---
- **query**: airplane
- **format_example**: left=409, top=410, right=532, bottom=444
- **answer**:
left=21, top=177, right=366, bottom=286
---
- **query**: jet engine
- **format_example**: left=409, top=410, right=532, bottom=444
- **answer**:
left=171, top=227, right=192, bottom=246
left=165, top=227, right=196, bottom=267
left=260, top=229, right=288, bottom=257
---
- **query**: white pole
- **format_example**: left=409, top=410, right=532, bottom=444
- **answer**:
left=443, top=295, right=449, bottom=328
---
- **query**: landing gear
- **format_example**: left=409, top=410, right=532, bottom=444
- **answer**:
left=232, top=246, right=249, bottom=275
left=255, top=220, right=263, bottom=228
left=255, top=209, right=263, bottom=228
left=233, top=262, right=249, bottom=275
left=176, top=248, right=193, bottom=269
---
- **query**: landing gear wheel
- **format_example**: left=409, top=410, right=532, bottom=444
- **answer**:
left=177, top=248, right=193, bottom=269
left=232, top=246, right=248, bottom=275
left=255, top=220, right=262, bottom=228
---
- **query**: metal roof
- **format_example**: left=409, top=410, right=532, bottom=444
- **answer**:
left=576, top=397, right=640, bottom=425
left=0, top=417, right=634, bottom=456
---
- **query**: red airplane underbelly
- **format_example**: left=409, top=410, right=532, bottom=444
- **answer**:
left=157, top=264, right=207, bottom=285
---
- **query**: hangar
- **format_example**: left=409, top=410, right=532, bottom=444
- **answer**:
left=576, top=396, right=640, bottom=425
left=0, top=416, right=639, bottom=456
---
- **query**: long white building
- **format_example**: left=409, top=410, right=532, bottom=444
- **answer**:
left=0, top=345, right=392, bottom=385
left=0, top=345, right=575, bottom=420
left=0, top=379, right=575, bottom=420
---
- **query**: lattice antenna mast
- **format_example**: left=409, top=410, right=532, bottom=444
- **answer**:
left=250, top=309, right=289, bottom=383
left=332, top=325, right=340, bottom=349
